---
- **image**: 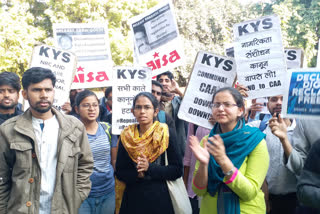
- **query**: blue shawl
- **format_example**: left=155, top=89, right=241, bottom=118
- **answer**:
left=207, top=119, right=265, bottom=213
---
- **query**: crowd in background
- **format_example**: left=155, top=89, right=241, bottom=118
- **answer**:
left=0, top=69, right=319, bottom=214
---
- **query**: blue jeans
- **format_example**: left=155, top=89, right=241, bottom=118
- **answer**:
left=79, top=190, right=115, bottom=214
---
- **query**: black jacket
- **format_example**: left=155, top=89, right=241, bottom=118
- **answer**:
left=0, top=107, right=23, bottom=125
left=115, top=123, right=183, bottom=214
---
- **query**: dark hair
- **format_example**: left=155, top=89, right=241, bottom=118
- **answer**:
left=0, top=72, right=21, bottom=92
left=75, top=89, right=99, bottom=107
left=22, top=67, right=56, bottom=90
left=105, top=87, right=112, bottom=98
left=156, top=71, right=174, bottom=81
left=133, top=25, right=147, bottom=36
left=212, top=87, right=245, bottom=118
left=152, top=80, right=163, bottom=92
left=132, top=92, right=159, bottom=110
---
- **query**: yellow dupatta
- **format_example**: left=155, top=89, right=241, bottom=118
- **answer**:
left=115, top=121, right=169, bottom=214
left=120, top=121, right=169, bottom=163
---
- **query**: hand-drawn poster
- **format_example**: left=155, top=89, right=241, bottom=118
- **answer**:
left=30, top=44, right=77, bottom=111
left=233, top=15, right=287, bottom=99
left=112, top=66, right=152, bottom=134
left=178, top=51, right=237, bottom=129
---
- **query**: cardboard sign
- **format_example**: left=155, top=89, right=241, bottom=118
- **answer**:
left=282, top=69, right=320, bottom=119
left=53, top=23, right=113, bottom=89
left=178, top=51, right=237, bottom=129
left=129, top=1, right=184, bottom=77
left=233, top=15, right=287, bottom=99
left=112, top=66, right=152, bottom=134
left=30, top=44, right=77, bottom=111
left=285, top=48, right=303, bottom=69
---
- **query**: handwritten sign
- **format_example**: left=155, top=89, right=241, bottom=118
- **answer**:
left=53, top=23, right=113, bottom=89
left=233, top=15, right=287, bottom=99
left=178, top=51, right=236, bottom=129
left=112, top=66, right=152, bottom=134
left=282, top=69, right=320, bottom=119
left=129, top=1, right=184, bottom=77
left=285, top=48, right=303, bottom=69
left=30, top=44, right=77, bottom=111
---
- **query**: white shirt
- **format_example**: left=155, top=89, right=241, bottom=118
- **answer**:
left=248, top=119, right=297, bottom=195
left=32, top=115, right=59, bottom=214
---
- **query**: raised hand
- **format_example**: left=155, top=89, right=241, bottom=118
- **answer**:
left=189, top=135, right=210, bottom=165
left=269, top=113, right=288, bottom=141
left=207, top=135, right=227, bottom=165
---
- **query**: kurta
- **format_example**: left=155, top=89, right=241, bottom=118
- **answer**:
left=115, top=124, right=182, bottom=214
left=193, top=136, right=269, bottom=214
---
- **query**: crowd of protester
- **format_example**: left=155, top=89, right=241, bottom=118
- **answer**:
left=0, top=68, right=319, bottom=214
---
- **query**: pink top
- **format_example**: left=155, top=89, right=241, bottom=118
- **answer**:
left=183, top=123, right=211, bottom=198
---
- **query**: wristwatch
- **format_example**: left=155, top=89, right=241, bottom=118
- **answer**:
left=223, top=167, right=235, bottom=176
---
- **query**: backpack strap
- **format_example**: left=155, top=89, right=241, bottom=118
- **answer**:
left=157, top=110, right=166, bottom=123
left=100, top=122, right=111, bottom=140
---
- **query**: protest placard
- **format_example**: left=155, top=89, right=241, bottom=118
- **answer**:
left=129, top=1, right=184, bottom=77
left=178, top=51, right=237, bottom=129
left=282, top=69, right=320, bottom=119
left=285, top=48, right=303, bottom=69
left=53, top=23, right=112, bottom=89
left=112, top=66, right=152, bottom=135
left=233, top=15, right=287, bottom=99
left=30, top=44, right=77, bottom=111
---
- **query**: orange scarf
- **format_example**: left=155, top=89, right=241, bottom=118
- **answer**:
left=120, top=121, right=169, bottom=163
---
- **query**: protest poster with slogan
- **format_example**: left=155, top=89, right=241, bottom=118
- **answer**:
left=282, top=69, right=320, bottom=119
left=53, top=23, right=112, bottom=89
left=112, top=66, right=152, bottom=135
left=30, top=44, right=77, bottom=111
left=178, top=51, right=237, bottom=129
left=285, top=48, right=303, bottom=69
left=233, top=15, right=287, bottom=99
left=129, top=0, right=184, bottom=77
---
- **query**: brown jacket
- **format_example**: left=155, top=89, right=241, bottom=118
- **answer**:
left=0, top=108, right=93, bottom=214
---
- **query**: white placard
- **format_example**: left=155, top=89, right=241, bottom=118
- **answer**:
left=285, top=48, right=303, bottom=69
left=112, top=66, right=152, bottom=135
left=282, top=69, right=320, bottom=119
left=129, top=1, right=184, bottom=77
left=234, top=15, right=287, bottom=99
left=178, top=51, right=237, bottom=129
left=53, top=23, right=113, bottom=89
left=30, top=44, right=77, bottom=111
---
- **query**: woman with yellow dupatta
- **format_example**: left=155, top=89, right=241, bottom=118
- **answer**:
left=115, top=92, right=183, bottom=214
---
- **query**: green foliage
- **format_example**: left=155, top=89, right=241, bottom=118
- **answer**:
left=251, top=0, right=320, bottom=67
left=0, top=2, right=46, bottom=77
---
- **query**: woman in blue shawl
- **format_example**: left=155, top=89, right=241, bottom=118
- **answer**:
left=190, top=87, right=269, bottom=214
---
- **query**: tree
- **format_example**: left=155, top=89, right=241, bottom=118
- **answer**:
left=250, top=0, right=320, bottom=67
left=0, top=2, right=46, bottom=76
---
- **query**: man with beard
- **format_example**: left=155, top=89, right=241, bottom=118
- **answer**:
left=0, top=67, right=93, bottom=214
left=156, top=71, right=186, bottom=157
left=0, top=72, right=23, bottom=125
left=248, top=95, right=298, bottom=214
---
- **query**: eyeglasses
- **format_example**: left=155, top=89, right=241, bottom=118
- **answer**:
left=80, top=103, right=99, bottom=109
left=152, top=90, right=162, bottom=96
left=134, top=105, right=153, bottom=111
left=107, top=97, right=112, bottom=101
left=210, top=102, right=238, bottom=109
